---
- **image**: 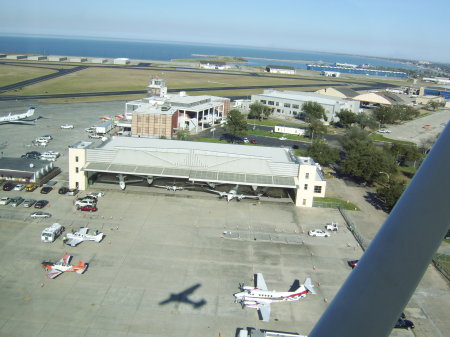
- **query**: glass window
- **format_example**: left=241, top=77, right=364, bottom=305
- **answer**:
left=75, top=156, right=79, bottom=162
left=302, top=199, right=306, bottom=205
left=305, top=173, right=309, bottom=179
left=261, top=100, right=267, bottom=104
left=75, top=167, right=79, bottom=173
left=293, top=104, right=299, bottom=109
left=314, top=186, right=322, bottom=193
left=268, top=101, right=274, bottom=105
left=304, top=184, right=308, bottom=190
left=284, top=103, right=291, bottom=108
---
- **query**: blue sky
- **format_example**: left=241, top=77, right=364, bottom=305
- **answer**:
left=0, top=0, right=449, bottom=62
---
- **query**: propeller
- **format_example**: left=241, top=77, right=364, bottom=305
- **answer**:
left=239, top=282, right=245, bottom=291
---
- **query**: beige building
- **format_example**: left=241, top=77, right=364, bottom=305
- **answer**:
left=315, top=87, right=359, bottom=99
left=68, top=137, right=326, bottom=208
left=126, top=78, right=230, bottom=138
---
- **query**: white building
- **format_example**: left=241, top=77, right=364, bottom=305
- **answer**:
left=69, top=57, right=87, bottom=62
left=91, top=58, right=108, bottom=64
left=28, top=55, right=47, bottom=61
left=114, top=58, right=130, bottom=65
left=48, top=56, right=67, bottom=62
left=68, top=138, right=326, bottom=208
left=251, top=90, right=360, bottom=122
left=266, top=65, right=296, bottom=74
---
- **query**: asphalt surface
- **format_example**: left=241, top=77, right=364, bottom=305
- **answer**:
left=0, top=100, right=447, bottom=337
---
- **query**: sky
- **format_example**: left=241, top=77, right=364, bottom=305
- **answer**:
left=0, top=0, right=449, bottom=63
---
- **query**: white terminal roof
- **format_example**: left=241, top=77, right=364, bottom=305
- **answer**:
left=83, top=137, right=306, bottom=188
left=255, top=89, right=350, bottom=105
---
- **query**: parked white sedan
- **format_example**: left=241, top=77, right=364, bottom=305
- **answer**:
left=13, top=184, right=26, bottom=191
left=308, top=229, right=331, bottom=237
left=60, top=124, right=74, bottom=129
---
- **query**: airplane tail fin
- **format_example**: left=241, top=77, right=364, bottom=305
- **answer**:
left=76, top=261, right=88, bottom=274
left=288, top=279, right=300, bottom=292
left=94, top=233, right=104, bottom=243
left=27, top=107, right=36, bottom=117
left=304, top=278, right=316, bottom=295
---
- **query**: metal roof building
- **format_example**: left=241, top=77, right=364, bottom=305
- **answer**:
left=69, top=137, right=326, bottom=207
left=0, top=157, right=56, bottom=184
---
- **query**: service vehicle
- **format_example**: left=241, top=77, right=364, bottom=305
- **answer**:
left=22, top=198, right=36, bottom=207
left=41, top=223, right=65, bottom=243
left=88, top=133, right=103, bottom=139
left=308, top=229, right=331, bottom=237
left=10, top=196, right=24, bottom=207
left=30, top=211, right=51, bottom=218
left=325, top=222, right=339, bottom=231
left=40, top=153, right=57, bottom=161
left=0, top=197, right=11, bottom=205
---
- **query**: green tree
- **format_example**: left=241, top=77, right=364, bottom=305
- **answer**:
left=176, top=129, right=191, bottom=141
left=355, top=112, right=378, bottom=130
left=373, top=105, right=419, bottom=125
left=307, top=119, right=327, bottom=140
left=376, top=178, right=407, bottom=210
left=426, top=100, right=443, bottom=111
left=389, top=143, right=422, bottom=166
left=373, top=105, right=394, bottom=125
left=335, top=109, right=357, bottom=128
left=224, top=109, right=248, bottom=141
left=301, top=101, right=326, bottom=122
left=306, top=140, right=339, bottom=166
left=339, top=129, right=397, bottom=184
left=248, top=102, right=272, bottom=120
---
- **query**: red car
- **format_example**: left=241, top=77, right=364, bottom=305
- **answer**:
left=78, top=206, right=98, bottom=212
left=3, top=182, right=16, bottom=191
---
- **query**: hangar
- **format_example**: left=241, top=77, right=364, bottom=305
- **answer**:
left=69, top=137, right=326, bottom=207
left=0, top=157, right=59, bottom=185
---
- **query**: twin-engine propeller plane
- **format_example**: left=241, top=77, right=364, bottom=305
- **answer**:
left=207, top=185, right=261, bottom=202
left=234, top=273, right=316, bottom=322
left=66, top=227, right=104, bottom=247
left=0, top=106, right=41, bottom=125
left=42, top=253, right=88, bottom=279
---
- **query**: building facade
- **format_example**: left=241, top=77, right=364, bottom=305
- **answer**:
left=68, top=137, right=326, bottom=208
left=251, top=89, right=360, bottom=122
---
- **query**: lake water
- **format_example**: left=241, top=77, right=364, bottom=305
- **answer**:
left=0, top=34, right=416, bottom=70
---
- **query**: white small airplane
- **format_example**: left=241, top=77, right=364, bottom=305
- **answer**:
left=153, top=184, right=186, bottom=191
left=0, top=107, right=39, bottom=125
left=66, top=227, right=104, bottom=247
left=207, top=185, right=261, bottom=202
left=234, top=273, right=316, bottom=322
left=42, top=253, right=88, bottom=279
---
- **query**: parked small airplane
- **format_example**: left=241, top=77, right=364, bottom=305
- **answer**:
left=42, top=253, right=88, bottom=279
left=98, top=173, right=152, bottom=190
left=207, top=185, right=261, bottom=202
left=99, top=116, right=111, bottom=120
left=234, top=273, right=316, bottom=322
left=153, top=184, right=186, bottom=191
left=0, top=107, right=40, bottom=125
left=66, top=227, right=104, bottom=246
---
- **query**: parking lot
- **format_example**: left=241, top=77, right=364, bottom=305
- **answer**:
left=0, top=101, right=444, bottom=337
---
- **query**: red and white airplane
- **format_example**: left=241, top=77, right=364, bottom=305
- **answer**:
left=234, top=273, right=316, bottom=322
left=42, top=253, right=88, bottom=279
left=99, top=116, right=111, bottom=120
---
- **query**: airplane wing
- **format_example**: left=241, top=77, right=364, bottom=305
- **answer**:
left=256, top=273, right=268, bottom=291
left=239, top=194, right=260, bottom=200
left=78, top=227, right=88, bottom=235
left=6, top=120, right=36, bottom=125
left=207, top=189, right=226, bottom=197
left=66, top=237, right=83, bottom=247
left=153, top=185, right=166, bottom=189
left=47, top=270, right=64, bottom=279
left=259, top=303, right=271, bottom=322
left=61, top=253, right=72, bottom=264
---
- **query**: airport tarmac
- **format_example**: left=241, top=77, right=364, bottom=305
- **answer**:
left=0, top=100, right=447, bottom=337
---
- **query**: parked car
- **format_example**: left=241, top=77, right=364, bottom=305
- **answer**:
left=75, top=199, right=96, bottom=208
left=77, top=195, right=98, bottom=201
left=13, top=184, right=25, bottom=191
left=40, top=135, right=53, bottom=140
left=85, top=127, right=96, bottom=132
left=40, top=186, right=53, bottom=194
left=2, top=182, right=16, bottom=191
left=88, top=133, right=103, bottom=139
left=279, top=136, right=287, bottom=140
left=10, top=196, right=24, bottom=207
left=25, top=184, right=38, bottom=192
left=22, top=199, right=37, bottom=208
left=325, top=222, right=339, bottom=231
left=347, top=260, right=359, bottom=269
left=30, top=211, right=52, bottom=218
left=308, top=229, right=331, bottom=237
left=60, top=124, right=74, bottom=129
left=78, top=205, right=98, bottom=212
left=34, top=200, right=49, bottom=209
left=0, top=197, right=11, bottom=205
left=378, top=128, right=392, bottom=134
left=250, top=139, right=257, bottom=144
left=66, top=188, right=79, bottom=196
left=394, top=319, right=415, bottom=329
left=58, top=187, right=69, bottom=194
left=243, top=137, right=249, bottom=143
left=88, top=192, right=104, bottom=198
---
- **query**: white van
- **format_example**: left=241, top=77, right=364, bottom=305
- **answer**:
left=40, top=153, right=57, bottom=161
left=41, top=223, right=65, bottom=243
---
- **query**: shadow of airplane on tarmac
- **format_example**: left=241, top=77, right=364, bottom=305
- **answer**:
left=159, top=283, right=206, bottom=309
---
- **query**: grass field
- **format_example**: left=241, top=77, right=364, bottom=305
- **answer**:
left=0, top=64, right=57, bottom=87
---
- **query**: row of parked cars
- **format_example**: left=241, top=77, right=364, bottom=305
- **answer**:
left=0, top=196, right=49, bottom=209
left=22, top=150, right=60, bottom=161
left=74, top=192, right=104, bottom=212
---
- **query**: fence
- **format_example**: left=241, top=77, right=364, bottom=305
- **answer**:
left=312, top=201, right=341, bottom=209
left=433, top=253, right=450, bottom=280
left=338, top=206, right=370, bottom=251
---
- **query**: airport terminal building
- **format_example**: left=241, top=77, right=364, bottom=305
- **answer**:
left=69, top=137, right=326, bottom=207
